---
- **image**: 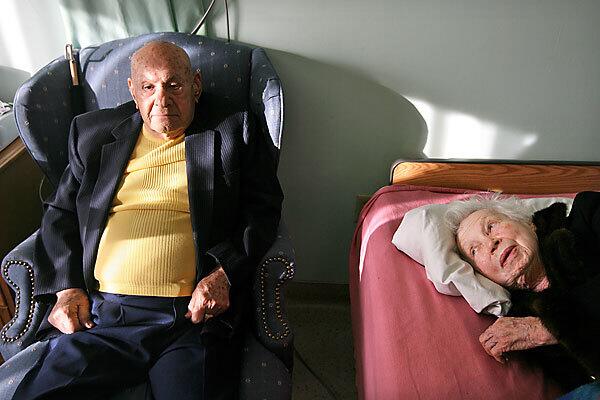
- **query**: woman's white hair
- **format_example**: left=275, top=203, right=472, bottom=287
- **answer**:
left=444, top=194, right=534, bottom=236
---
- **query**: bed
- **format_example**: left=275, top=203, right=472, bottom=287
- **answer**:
left=349, top=160, right=600, bottom=400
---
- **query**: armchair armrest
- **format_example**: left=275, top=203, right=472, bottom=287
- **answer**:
left=0, top=231, right=48, bottom=360
left=253, top=222, right=295, bottom=369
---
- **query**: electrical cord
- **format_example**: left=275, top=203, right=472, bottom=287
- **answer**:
left=191, top=0, right=216, bottom=35
left=38, top=176, right=45, bottom=205
left=293, top=346, right=339, bottom=400
left=191, top=0, right=231, bottom=42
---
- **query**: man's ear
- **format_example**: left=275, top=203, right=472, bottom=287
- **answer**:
left=127, top=78, right=138, bottom=108
left=193, top=70, right=202, bottom=102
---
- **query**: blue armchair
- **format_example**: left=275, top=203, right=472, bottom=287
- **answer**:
left=0, top=32, right=294, bottom=399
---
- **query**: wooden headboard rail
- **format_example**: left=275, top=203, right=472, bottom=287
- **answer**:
left=390, top=160, right=600, bottom=194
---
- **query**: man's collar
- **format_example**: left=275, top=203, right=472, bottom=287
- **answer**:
left=185, top=93, right=211, bottom=136
left=111, top=102, right=142, bottom=140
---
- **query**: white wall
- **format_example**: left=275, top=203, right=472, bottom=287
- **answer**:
left=2, top=0, right=599, bottom=283
left=211, top=0, right=600, bottom=282
left=0, top=0, right=66, bottom=74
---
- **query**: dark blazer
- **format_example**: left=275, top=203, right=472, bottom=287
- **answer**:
left=33, top=95, right=283, bottom=337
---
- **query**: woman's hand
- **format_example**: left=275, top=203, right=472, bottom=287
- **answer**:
left=479, top=316, right=558, bottom=363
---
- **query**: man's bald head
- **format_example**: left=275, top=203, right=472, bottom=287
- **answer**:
left=127, top=41, right=201, bottom=140
left=130, top=41, right=194, bottom=81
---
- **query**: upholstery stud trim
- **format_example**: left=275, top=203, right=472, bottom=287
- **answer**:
left=0, top=261, right=35, bottom=343
left=257, top=256, right=295, bottom=341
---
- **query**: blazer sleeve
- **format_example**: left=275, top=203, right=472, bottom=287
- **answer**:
left=33, top=117, right=86, bottom=301
left=206, top=112, right=283, bottom=288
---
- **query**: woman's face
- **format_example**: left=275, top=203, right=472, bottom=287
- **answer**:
left=456, top=209, right=539, bottom=289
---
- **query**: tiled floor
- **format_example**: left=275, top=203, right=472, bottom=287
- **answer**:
left=286, top=282, right=357, bottom=400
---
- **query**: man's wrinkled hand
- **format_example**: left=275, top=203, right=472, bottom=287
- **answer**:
left=185, top=266, right=230, bottom=324
left=48, top=288, right=95, bottom=334
left=479, top=316, right=558, bottom=363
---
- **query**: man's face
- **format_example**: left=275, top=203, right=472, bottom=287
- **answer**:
left=456, top=209, right=539, bottom=289
left=128, top=45, right=201, bottom=139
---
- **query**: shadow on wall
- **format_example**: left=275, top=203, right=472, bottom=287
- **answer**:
left=266, top=49, right=427, bottom=283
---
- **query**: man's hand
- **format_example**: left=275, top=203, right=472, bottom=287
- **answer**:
left=479, top=316, right=558, bottom=363
left=185, top=266, right=230, bottom=324
left=48, top=288, right=94, bottom=334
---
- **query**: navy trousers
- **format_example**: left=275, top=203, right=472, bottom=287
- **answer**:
left=13, top=292, right=240, bottom=400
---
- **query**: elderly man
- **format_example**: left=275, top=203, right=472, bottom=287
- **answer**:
left=13, top=41, right=282, bottom=399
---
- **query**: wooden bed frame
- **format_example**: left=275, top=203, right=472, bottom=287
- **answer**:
left=390, top=159, right=600, bottom=194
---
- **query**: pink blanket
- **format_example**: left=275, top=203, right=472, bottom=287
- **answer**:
left=349, top=185, right=564, bottom=400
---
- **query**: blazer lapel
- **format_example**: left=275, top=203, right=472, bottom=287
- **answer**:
left=185, top=128, right=215, bottom=279
left=83, top=113, right=141, bottom=287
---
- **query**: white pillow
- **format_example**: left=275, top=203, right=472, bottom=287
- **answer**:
left=391, top=197, right=573, bottom=316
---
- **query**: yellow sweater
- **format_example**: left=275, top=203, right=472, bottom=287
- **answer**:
left=94, top=127, right=196, bottom=297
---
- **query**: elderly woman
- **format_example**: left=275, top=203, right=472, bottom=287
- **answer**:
left=446, top=191, right=600, bottom=396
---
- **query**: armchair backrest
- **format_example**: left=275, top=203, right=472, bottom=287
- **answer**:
left=14, top=32, right=283, bottom=188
